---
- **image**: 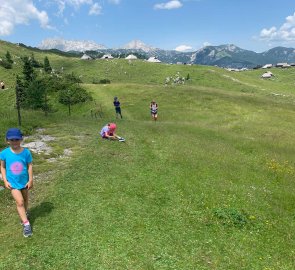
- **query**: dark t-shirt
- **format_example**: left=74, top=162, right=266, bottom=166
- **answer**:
left=113, top=100, right=120, bottom=108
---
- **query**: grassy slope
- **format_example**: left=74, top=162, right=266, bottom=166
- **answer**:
left=0, top=41, right=295, bottom=269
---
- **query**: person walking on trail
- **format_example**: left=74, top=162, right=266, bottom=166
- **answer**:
left=0, top=128, right=33, bottom=237
left=100, top=123, right=125, bottom=142
left=150, top=100, right=158, bottom=121
left=113, top=97, right=123, bottom=119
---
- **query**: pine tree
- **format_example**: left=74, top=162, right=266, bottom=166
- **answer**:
left=5, top=51, right=13, bottom=64
left=30, top=53, right=42, bottom=68
left=22, top=56, right=36, bottom=86
left=0, top=51, right=13, bottom=69
left=44, top=56, right=52, bottom=73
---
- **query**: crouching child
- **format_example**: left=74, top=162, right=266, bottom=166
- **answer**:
left=100, top=123, right=125, bottom=142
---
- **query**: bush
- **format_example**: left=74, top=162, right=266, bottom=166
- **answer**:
left=99, top=79, right=111, bottom=84
left=213, top=207, right=249, bottom=228
left=0, top=60, right=12, bottom=69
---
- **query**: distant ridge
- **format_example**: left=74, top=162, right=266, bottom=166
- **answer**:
left=120, top=40, right=157, bottom=52
left=13, top=38, right=295, bottom=68
left=39, top=38, right=106, bottom=52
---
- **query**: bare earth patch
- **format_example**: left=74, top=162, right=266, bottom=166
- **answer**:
left=22, top=141, right=53, bottom=155
left=22, top=128, right=72, bottom=161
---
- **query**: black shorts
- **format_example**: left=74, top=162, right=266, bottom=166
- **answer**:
left=115, top=107, right=121, bottom=113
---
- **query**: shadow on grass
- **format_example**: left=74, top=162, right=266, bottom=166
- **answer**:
left=30, top=201, right=54, bottom=226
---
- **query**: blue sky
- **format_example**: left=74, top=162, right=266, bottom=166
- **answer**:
left=1, top=0, right=295, bottom=52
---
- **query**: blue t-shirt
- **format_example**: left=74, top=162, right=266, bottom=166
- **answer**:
left=0, top=147, right=33, bottom=189
left=113, top=100, right=120, bottom=108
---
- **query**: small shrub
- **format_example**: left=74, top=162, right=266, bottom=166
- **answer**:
left=213, top=207, right=249, bottom=228
left=99, top=79, right=111, bottom=84
left=0, top=60, right=12, bottom=69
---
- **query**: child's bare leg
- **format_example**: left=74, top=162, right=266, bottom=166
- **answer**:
left=11, top=189, right=28, bottom=223
left=108, top=135, right=118, bottom=140
left=21, top=188, right=29, bottom=212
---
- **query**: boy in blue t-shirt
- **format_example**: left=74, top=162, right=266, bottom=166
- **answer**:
left=0, top=128, right=33, bottom=237
left=113, top=96, right=123, bottom=119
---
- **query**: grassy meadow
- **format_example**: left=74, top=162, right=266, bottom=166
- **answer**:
left=1, top=40, right=295, bottom=269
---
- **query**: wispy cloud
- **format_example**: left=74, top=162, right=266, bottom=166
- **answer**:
left=154, top=0, right=183, bottom=10
left=89, top=3, right=102, bottom=15
left=54, top=0, right=93, bottom=15
left=55, top=0, right=93, bottom=9
left=202, top=42, right=211, bottom=47
left=0, top=0, right=52, bottom=36
left=260, top=12, right=295, bottom=42
left=175, top=44, right=192, bottom=52
left=108, top=0, right=121, bottom=4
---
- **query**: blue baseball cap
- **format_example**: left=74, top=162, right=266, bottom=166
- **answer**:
left=6, top=128, right=23, bottom=140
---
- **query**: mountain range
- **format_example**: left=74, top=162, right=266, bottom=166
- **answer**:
left=38, top=38, right=295, bottom=68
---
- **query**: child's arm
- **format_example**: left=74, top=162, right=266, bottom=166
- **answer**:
left=107, top=134, right=118, bottom=140
left=26, top=162, right=33, bottom=190
left=0, top=160, right=11, bottom=190
left=113, top=133, right=121, bottom=139
left=105, top=132, right=120, bottom=140
left=104, top=131, right=112, bottom=138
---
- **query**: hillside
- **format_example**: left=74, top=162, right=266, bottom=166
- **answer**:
left=2, top=39, right=295, bottom=93
left=1, top=40, right=295, bottom=269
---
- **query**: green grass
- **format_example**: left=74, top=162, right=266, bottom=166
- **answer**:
left=1, top=41, right=295, bottom=269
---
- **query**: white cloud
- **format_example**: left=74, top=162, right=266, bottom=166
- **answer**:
left=0, top=21, right=14, bottom=36
left=175, top=44, right=192, bottom=52
left=259, top=12, right=295, bottom=42
left=260, top=27, right=277, bottom=40
left=0, top=0, right=51, bottom=36
left=203, top=41, right=211, bottom=47
left=154, top=0, right=183, bottom=10
left=89, top=3, right=102, bottom=15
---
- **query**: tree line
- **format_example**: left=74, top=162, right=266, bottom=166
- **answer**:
left=12, top=53, right=92, bottom=126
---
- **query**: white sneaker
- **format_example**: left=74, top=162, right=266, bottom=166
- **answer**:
left=23, top=224, right=33, bottom=237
